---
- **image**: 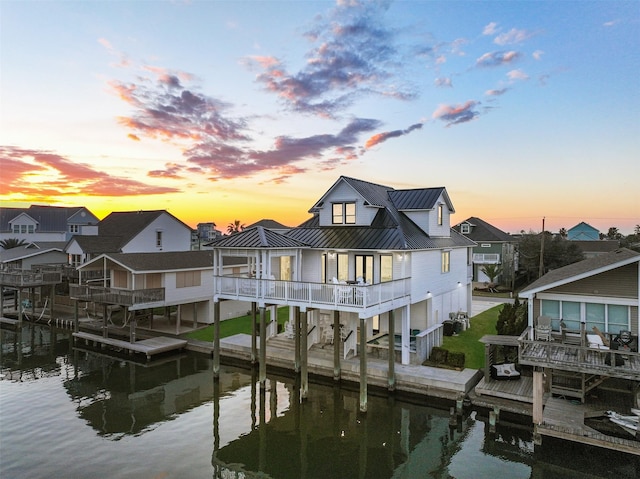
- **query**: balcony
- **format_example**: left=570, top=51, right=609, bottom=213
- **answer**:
left=473, top=253, right=500, bottom=264
left=214, top=276, right=411, bottom=315
left=0, top=270, right=63, bottom=287
left=70, top=284, right=165, bottom=309
left=518, top=328, right=639, bottom=381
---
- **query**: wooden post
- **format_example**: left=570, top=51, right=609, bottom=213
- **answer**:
left=213, top=300, right=220, bottom=379
left=388, top=310, right=395, bottom=391
left=533, top=369, right=544, bottom=425
left=259, top=306, right=267, bottom=387
left=359, top=317, right=367, bottom=413
left=251, top=302, right=257, bottom=364
left=74, top=300, right=79, bottom=333
left=102, top=304, right=108, bottom=338
left=17, top=289, right=22, bottom=327
left=333, top=310, right=341, bottom=381
left=294, top=306, right=301, bottom=373
left=300, top=309, right=308, bottom=400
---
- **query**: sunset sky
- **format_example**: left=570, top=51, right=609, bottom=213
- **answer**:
left=1, top=0, right=638, bottom=234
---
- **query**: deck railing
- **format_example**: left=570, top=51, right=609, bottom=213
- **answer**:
left=70, top=284, right=165, bottom=307
left=473, top=253, right=500, bottom=264
left=518, top=327, right=639, bottom=381
left=215, top=276, right=411, bottom=311
left=0, top=270, right=63, bottom=287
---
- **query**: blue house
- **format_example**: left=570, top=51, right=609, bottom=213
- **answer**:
left=567, top=222, right=600, bottom=241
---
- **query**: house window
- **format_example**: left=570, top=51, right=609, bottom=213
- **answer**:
left=355, top=255, right=373, bottom=283
left=461, top=224, right=470, bottom=234
left=561, top=301, right=581, bottom=330
left=113, top=270, right=128, bottom=288
left=441, top=251, right=450, bottom=273
left=437, top=204, right=443, bottom=226
left=321, top=254, right=327, bottom=283
left=146, top=273, right=162, bottom=289
left=176, top=271, right=201, bottom=288
left=69, top=225, right=80, bottom=234
left=586, top=303, right=605, bottom=332
left=156, top=230, right=163, bottom=248
left=380, top=255, right=393, bottom=282
left=70, top=254, right=82, bottom=267
left=337, top=253, right=349, bottom=282
left=608, top=305, right=629, bottom=333
left=332, top=202, right=356, bottom=224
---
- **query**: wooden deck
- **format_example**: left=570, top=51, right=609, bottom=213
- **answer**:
left=537, top=396, right=640, bottom=456
left=72, top=332, right=187, bottom=360
left=475, top=375, right=533, bottom=403
left=519, top=340, right=640, bottom=381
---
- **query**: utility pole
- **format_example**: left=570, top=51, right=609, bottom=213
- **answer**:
left=538, top=217, right=545, bottom=278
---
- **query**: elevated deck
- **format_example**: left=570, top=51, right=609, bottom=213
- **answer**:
left=72, top=332, right=187, bottom=360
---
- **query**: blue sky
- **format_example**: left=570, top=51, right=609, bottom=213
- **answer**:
left=1, top=0, right=638, bottom=234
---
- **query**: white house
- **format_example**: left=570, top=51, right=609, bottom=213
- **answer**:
left=0, top=205, right=99, bottom=243
left=210, top=176, right=475, bottom=366
left=66, top=210, right=193, bottom=266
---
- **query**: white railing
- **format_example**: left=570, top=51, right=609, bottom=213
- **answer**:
left=473, top=253, right=500, bottom=264
left=215, top=276, right=411, bottom=311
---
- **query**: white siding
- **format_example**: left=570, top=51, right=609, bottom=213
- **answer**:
left=317, top=181, right=379, bottom=227
left=122, top=213, right=192, bottom=253
left=164, top=269, right=214, bottom=305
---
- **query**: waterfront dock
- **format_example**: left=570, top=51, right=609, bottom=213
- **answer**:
left=72, top=331, right=187, bottom=360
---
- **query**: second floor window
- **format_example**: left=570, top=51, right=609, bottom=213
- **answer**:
left=380, top=255, right=393, bottom=283
left=460, top=224, right=470, bottom=234
left=69, top=225, right=80, bottom=234
left=437, top=204, right=443, bottom=226
left=12, top=224, right=35, bottom=234
left=332, top=202, right=356, bottom=224
left=441, top=251, right=450, bottom=273
left=156, top=231, right=163, bottom=248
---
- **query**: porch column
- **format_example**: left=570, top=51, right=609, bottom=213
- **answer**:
left=333, top=310, right=341, bottom=381
left=300, top=309, right=308, bottom=400
left=213, top=300, right=220, bottom=379
left=74, top=300, right=79, bottom=333
left=259, top=306, right=267, bottom=387
left=176, top=305, right=181, bottom=335
left=251, top=302, right=257, bottom=364
left=17, top=289, right=22, bottom=327
left=193, top=302, right=198, bottom=329
left=50, top=284, right=55, bottom=320
left=103, top=304, right=108, bottom=338
left=129, top=307, right=136, bottom=343
left=388, top=310, right=395, bottom=391
left=401, top=305, right=410, bottom=365
left=293, top=306, right=300, bottom=373
left=359, top=317, right=367, bottom=413
left=533, top=368, right=544, bottom=425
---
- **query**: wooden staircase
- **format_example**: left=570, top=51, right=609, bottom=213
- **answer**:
left=551, top=371, right=608, bottom=402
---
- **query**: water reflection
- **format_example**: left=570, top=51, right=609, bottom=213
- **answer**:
left=1, top=324, right=639, bottom=479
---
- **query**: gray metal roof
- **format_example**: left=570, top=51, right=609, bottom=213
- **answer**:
left=208, top=226, right=308, bottom=249
left=520, top=248, right=640, bottom=294
left=0, top=205, right=98, bottom=233
left=454, top=217, right=513, bottom=242
left=81, top=250, right=214, bottom=272
left=245, top=219, right=291, bottom=230
left=388, top=187, right=445, bottom=210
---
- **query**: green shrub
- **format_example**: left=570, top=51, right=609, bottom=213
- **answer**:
left=447, top=351, right=465, bottom=369
left=430, top=346, right=448, bottom=364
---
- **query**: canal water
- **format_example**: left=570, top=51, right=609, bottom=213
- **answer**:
left=1, top=324, right=637, bottom=479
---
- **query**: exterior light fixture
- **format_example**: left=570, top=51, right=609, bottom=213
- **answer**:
left=457, top=282, right=462, bottom=287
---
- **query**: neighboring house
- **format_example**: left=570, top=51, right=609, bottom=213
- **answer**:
left=570, top=239, right=620, bottom=258
left=453, top=217, right=517, bottom=287
left=245, top=219, right=291, bottom=235
left=72, top=251, right=215, bottom=328
left=518, top=248, right=639, bottom=402
left=0, top=242, right=67, bottom=270
left=210, top=176, right=475, bottom=366
left=0, top=205, right=99, bottom=243
left=65, top=210, right=193, bottom=264
left=567, top=221, right=600, bottom=241
left=194, top=222, right=223, bottom=250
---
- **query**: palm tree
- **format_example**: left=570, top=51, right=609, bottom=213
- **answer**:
left=0, top=238, right=27, bottom=250
left=480, top=264, right=502, bottom=285
left=226, top=220, right=245, bottom=235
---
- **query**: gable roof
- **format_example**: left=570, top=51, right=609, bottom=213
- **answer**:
left=68, top=235, right=124, bottom=254
left=80, top=251, right=214, bottom=273
left=245, top=219, right=290, bottom=230
left=519, top=248, right=640, bottom=296
left=0, top=242, right=67, bottom=263
left=454, top=217, right=512, bottom=242
left=208, top=226, right=308, bottom=249
left=0, top=205, right=97, bottom=233
left=98, top=210, right=191, bottom=250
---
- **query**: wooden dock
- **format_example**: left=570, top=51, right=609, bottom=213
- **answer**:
left=72, top=331, right=187, bottom=360
left=536, top=397, right=640, bottom=456
left=475, top=375, right=533, bottom=403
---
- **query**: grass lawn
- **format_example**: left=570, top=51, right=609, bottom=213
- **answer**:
left=186, top=307, right=290, bottom=342
left=441, top=304, right=503, bottom=370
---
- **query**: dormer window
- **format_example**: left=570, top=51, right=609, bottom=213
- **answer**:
left=332, top=202, right=356, bottom=224
left=437, top=204, right=443, bottom=226
left=69, top=225, right=80, bottom=234
left=460, top=224, right=470, bottom=234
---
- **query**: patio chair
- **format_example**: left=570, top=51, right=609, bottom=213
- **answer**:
left=322, top=325, right=334, bottom=344
left=535, top=315, right=553, bottom=341
left=284, top=320, right=295, bottom=339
